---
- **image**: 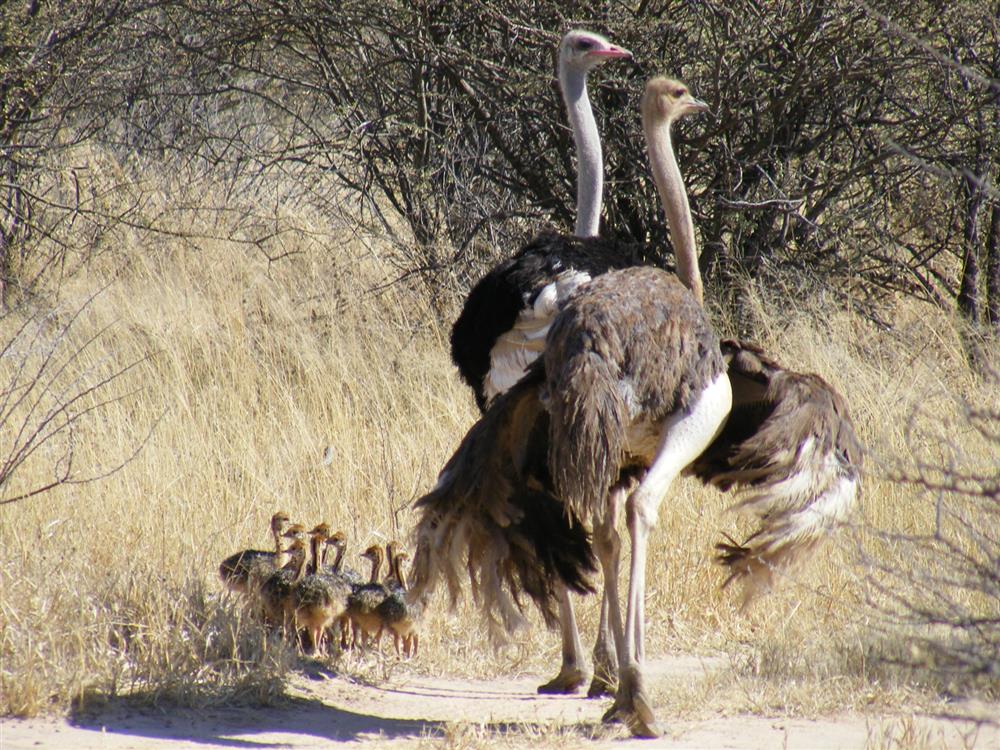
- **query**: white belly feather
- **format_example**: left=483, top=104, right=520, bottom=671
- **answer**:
left=483, top=270, right=592, bottom=404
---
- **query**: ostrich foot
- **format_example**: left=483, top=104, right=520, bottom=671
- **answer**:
left=600, top=665, right=661, bottom=739
left=587, top=671, right=617, bottom=698
left=587, top=641, right=618, bottom=698
left=537, top=665, right=588, bottom=694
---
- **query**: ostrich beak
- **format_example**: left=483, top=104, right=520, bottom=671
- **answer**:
left=590, top=43, right=632, bottom=61
left=684, top=97, right=712, bottom=116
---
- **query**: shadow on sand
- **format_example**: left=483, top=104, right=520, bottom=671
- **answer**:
left=69, top=692, right=445, bottom=747
left=65, top=664, right=603, bottom=748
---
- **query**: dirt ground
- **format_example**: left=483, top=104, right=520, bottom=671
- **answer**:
left=3, top=656, right=996, bottom=749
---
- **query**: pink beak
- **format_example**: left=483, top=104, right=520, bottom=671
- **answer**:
left=589, top=44, right=632, bottom=61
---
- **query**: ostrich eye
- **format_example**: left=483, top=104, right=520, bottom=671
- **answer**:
left=673, top=88, right=687, bottom=98
left=576, top=39, right=595, bottom=50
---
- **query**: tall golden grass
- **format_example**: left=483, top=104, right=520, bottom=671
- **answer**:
left=1, top=147, right=997, bottom=721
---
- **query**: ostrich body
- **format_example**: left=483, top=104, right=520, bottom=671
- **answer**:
left=291, top=525, right=349, bottom=656
left=450, top=28, right=636, bottom=696
left=218, top=512, right=290, bottom=594
left=345, top=545, right=389, bottom=649
left=411, top=77, right=863, bottom=737
left=258, top=525, right=307, bottom=631
left=376, top=550, right=421, bottom=658
left=319, top=530, right=361, bottom=647
left=543, top=265, right=732, bottom=736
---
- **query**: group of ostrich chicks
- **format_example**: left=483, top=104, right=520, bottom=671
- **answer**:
left=218, top=512, right=419, bottom=659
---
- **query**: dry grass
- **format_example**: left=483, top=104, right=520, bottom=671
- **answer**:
left=1, top=145, right=997, bottom=730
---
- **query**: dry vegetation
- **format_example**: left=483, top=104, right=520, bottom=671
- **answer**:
left=1, top=139, right=997, bottom=743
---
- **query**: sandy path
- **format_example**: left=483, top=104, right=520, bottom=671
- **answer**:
left=3, top=657, right=996, bottom=749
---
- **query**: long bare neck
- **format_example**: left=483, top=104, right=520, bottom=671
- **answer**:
left=307, top=536, right=321, bottom=576
left=394, top=557, right=409, bottom=591
left=560, top=61, right=602, bottom=238
left=281, top=546, right=299, bottom=571
left=331, top=544, right=345, bottom=573
left=366, top=553, right=382, bottom=584
left=644, top=117, right=703, bottom=305
left=272, top=525, right=287, bottom=568
left=291, top=548, right=308, bottom=582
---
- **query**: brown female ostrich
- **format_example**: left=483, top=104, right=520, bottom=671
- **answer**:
left=410, top=77, right=862, bottom=738
left=451, top=67, right=710, bottom=697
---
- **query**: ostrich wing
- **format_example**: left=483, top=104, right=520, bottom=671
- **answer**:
left=688, top=339, right=864, bottom=601
left=450, top=232, right=641, bottom=411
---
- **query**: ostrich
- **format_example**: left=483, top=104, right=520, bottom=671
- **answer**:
left=376, top=549, right=421, bottom=658
left=450, top=29, right=670, bottom=697
left=258, top=524, right=307, bottom=632
left=455, top=71, right=710, bottom=698
left=410, top=77, right=863, bottom=738
left=291, top=524, right=350, bottom=656
left=218, top=512, right=290, bottom=594
left=345, top=544, right=390, bottom=649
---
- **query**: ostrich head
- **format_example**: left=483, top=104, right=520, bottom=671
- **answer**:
left=269, top=511, right=290, bottom=534
left=360, top=544, right=383, bottom=565
left=322, top=529, right=346, bottom=569
left=284, top=537, right=307, bottom=560
left=282, top=523, right=307, bottom=542
left=642, top=77, right=709, bottom=123
left=559, top=30, right=632, bottom=73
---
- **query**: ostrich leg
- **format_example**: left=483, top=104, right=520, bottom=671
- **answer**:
left=588, top=485, right=628, bottom=698
left=603, top=374, right=731, bottom=738
left=537, top=584, right=588, bottom=693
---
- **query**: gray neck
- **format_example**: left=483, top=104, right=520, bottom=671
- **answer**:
left=644, top=118, right=703, bottom=305
left=560, top=62, right=602, bottom=238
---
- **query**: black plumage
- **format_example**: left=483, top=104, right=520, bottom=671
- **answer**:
left=450, top=232, right=643, bottom=410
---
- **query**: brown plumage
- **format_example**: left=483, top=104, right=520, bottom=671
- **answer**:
left=258, top=525, right=307, bottom=632
left=409, top=368, right=597, bottom=642
left=376, top=550, right=421, bottom=658
left=688, top=339, right=864, bottom=602
left=290, top=525, right=346, bottom=656
left=218, top=512, right=290, bottom=594
left=319, top=530, right=359, bottom=648
left=544, top=267, right=724, bottom=521
left=345, top=545, right=389, bottom=649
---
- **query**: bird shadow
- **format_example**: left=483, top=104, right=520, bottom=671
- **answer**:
left=68, top=692, right=443, bottom=747
left=65, top=673, right=608, bottom=747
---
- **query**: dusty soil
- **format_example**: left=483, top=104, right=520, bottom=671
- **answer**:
left=3, top=657, right=996, bottom=749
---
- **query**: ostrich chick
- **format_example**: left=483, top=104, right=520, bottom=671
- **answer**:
left=218, top=512, right=290, bottom=594
left=290, top=525, right=346, bottom=656
left=345, top=545, right=388, bottom=649
left=258, top=523, right=307, bottom=631
left=318, top=530, right=357, bottom=648
left=376, top=550, right=421, bottom=658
